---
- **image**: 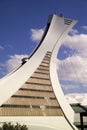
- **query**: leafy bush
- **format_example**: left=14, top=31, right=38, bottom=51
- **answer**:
left=0, top=122, right=28, bottom=130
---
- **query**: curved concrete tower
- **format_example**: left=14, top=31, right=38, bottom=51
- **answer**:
left=0, top=14, right=78, bottom=130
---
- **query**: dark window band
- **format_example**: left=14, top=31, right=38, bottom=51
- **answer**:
left=64, top=21, right=72, bottom=23
left=46, top=51, right=52, bottom=54
left=30, top=76, right=50, bottom=80
left=44, top=55, right=51, bottom=59
left=43, top=58, right=50, bottom=61
left=39, top=64, right=49, bottom=67
left=64, top=19, right=72, bottom=22
left=25, top=82, right=51, bottom=86
left=41, top=61, right=49, bottom=65
left=40, top=64, right=49, bottom=67
left=20, top=88, right=53, bottom=93
left=65, top=23, right=71, bottom=25
left=1, top=104, right=60, bottom=109
left=37, top=67, right=49, bottom=71
left=11, top=95, right=56, bottom=100
left=46, top=53, right=51, bottom=56
left=35, top=71, right=49, bottom=75
left=12, top=95, right=45, bottom=99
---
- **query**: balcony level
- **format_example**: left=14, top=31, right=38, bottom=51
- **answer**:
left=71, top=104, right=87, bottom=130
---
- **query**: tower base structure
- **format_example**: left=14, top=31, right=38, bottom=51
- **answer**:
left=0, top=14, right=78, bottom=130
left=0, top=117, right=77, bottom=130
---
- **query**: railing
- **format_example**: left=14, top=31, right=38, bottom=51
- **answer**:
left=80, top=112, right=87, bottom=130
left=74, top=112, right=87, bottom=130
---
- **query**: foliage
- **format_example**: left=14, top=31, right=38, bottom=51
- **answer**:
left=0, top=122, right=28, bottom=130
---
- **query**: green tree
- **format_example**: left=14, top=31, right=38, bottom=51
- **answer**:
left=0, top=122, right=28, bottom=130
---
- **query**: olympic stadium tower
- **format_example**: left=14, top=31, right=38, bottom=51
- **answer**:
left=0, top=14, right=78, bottom=130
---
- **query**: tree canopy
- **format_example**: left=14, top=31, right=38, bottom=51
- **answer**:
left=0, top=122, right=28, bottom=130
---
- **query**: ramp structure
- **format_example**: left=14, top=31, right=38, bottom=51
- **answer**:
left=0, top=14, right=78, bottom=130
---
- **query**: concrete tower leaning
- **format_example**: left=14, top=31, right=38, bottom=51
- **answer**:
left=0, top=14, right=78, bottom=130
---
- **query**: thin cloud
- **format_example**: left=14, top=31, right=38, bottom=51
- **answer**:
left=0, top=45, right=4, bottom=50
left=81, top=25, right=87, bottom=31
left=0, top=54, right=28, bottom=78
left=57, top=28, right=87, bottom=94
left=30, top=28, right=44, bottom=42
left=63, top=34, right=87, bottom=57
left=57, top=48, right=87, bottom=94
left=57, top=56, right=87, bottom=83
left=6, top=54, right=28, bottom=72
left=69, top=28, right=79, bottom=36
left=0, top=27, right=45, bottom=78
left=0, top=63, right=7, bottom=78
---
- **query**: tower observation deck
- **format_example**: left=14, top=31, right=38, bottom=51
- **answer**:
left=0, top=14, right=78, bottom=130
